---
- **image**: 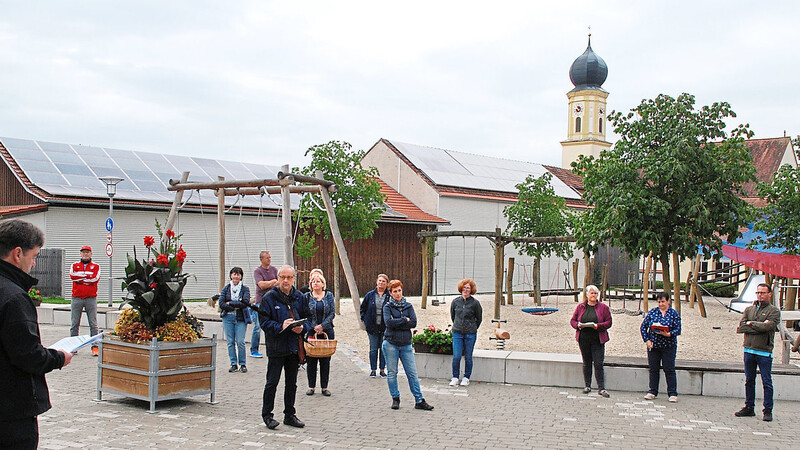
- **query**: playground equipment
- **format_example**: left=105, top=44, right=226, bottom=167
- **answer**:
left=489, top=319, right=510, bottom=350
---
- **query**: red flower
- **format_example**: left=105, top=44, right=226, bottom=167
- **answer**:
left=427, top=324, right=436, bottom=332
left=165, top=229, right=175, bottom=239
left=157, top=254, right=169, bottom=266
left=176, top=245, right=187, bottom=264
left=143, top=236, right=155, bottom=247
left=150, top=282, right=157, bottom=289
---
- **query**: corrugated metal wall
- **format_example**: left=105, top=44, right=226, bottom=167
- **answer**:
left=43, top=206, right=284, bottom=301
left=434, top=196, right=585, bottom=296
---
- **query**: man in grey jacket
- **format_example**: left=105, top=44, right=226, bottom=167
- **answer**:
left=734, top=283, right=780, bottom=422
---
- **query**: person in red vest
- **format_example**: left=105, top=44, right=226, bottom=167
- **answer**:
left=70, top=245, right=101, bottom=356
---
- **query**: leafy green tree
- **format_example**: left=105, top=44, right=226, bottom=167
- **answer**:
left=295, top=140, right=385, bottom=309
left=504, top=172, right=572, bottom=305
left=572, top=93, right=757, bottom=312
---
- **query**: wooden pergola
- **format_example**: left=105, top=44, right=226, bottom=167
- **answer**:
left=163, top=166, right=363, bottom=320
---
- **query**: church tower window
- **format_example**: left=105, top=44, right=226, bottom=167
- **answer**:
left=575, top=117, right=582, bottom=133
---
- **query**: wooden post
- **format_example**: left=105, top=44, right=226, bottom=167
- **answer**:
left=164, top=171, right=189, bottom=237
left=695, top=277, right=707, bottom=318
left=642, top=252, right=653, bottom=311
left=217, top=176, right=226, bottom=292
left=493, top=231, right=505, bottom=320
left=689, top=254, right=701, bottom=309
left=672, top=253, right=681, bottom=315
left=787, top=278, right=797, bottom=328
left=421, top=237, right=430, bottom=308
left=316, top=171, right=362, bottom=321
left=280, top=165, right=294, bottom=268
left=600, top=263, right=608, bottom=303
left=572, top=259, right=579, bottom=302
left=506, top=257, right=515, bottom=306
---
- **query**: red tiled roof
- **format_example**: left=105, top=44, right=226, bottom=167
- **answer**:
left=0, top=204, right=48, bottom=218
left=376, top=179, right=448, bottom=224
left=742, top=137, right=793, bottom=196
left=543, top=165, right=584, bottom=193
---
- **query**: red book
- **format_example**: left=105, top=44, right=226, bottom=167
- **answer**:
left=650, top=323, right=669, bottom=333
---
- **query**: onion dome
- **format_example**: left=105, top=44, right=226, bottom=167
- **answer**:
left=569, top=35, right=608, bottom=91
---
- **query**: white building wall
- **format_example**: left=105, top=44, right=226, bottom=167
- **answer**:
left=433, top=196, right=584, bottom=298
left=361, top=141, right=440, bottom=215
left=36, top=206, right=284, bottom=302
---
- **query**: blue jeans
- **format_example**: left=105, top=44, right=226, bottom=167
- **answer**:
left=744, top=351, right=773, bottom=410
left=249, top=308, right=261, bottom=353
left=382, top=341, right=423, bottom=403
left=647, top=346, right=677, bottom=397
left=222, top=314, right=247, bottom=366
left=452, top=332, right=477, bottom=378
left=368, top=332, right=385, bottom=371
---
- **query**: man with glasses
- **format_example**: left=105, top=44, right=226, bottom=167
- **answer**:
left=259, top=265, right=310, bottom=430
left=735, top=283, right=780, bottom=422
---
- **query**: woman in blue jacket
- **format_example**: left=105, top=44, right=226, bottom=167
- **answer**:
left=640, top=292, right=682, bottom=402
left=305, top=272, right=335, bottom=396
left=382, top=279, right=433, bottom=411
left=360, top=273, right=390, bottom=378
left=219, top=266, right=251, bottom=373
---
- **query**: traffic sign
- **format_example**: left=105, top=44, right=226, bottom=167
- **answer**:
left=105, top=243, right=113, bottom=257
left=105, top=218, right=114, bottom=232
left=106, top=232, right=113, bottom=243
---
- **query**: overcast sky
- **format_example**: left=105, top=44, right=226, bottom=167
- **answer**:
left=0, top=1, right=797, bottom=170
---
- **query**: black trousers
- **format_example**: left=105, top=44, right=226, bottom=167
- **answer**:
left=306, top=356, right=331, bottom=389
left=262, top=353, right=300, bottom=419
left=0, top=416, right=38, bottom=449
left=578, top=337, right=605, bottom=390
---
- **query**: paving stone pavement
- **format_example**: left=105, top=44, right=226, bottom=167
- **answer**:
left=36, top=324, right=799, bottom=449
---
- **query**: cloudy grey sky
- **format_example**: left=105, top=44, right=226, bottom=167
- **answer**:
left=0, top=1, right=796, bottom=170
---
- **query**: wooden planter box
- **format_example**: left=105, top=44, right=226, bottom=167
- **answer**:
left=96, top=334, right=217, bottom=412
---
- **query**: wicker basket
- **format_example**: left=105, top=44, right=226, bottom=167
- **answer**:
left=304, top=332, right=337, bottom=358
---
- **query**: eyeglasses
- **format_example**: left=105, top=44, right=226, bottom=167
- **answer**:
left=278, top=275, right=294, bottom=280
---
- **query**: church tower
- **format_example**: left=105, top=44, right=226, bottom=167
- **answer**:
left=561, top=35, right=612, bottom=169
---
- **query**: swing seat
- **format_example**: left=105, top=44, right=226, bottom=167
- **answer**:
left=521, top=307, right=558, bottom=316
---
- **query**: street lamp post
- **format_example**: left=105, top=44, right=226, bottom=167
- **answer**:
left=99, top=176, right=124, bottom=307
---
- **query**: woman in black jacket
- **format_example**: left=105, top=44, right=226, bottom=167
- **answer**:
left=382, top=279, right=433, bottom=411
left=449, top=278, right=482, bottom=386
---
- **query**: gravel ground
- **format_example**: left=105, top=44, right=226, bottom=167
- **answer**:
left=188, top=291, right=750, bottom=362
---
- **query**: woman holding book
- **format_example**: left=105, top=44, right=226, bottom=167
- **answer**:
left=569, top=284, right=613, bottom=397
left=640, top=292, right=682, bottom=402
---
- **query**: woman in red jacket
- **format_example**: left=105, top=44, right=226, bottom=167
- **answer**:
left=570, top=284, right=613, bottom=397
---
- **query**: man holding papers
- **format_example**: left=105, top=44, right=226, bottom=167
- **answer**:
left=0, top=219, right=72, bottom=448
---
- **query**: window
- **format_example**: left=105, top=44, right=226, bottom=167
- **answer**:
left=598, top=118, right=603, bottom=133
left=575, top=117, right=581, bottom=133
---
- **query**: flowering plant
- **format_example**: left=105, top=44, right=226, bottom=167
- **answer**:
left=27, top=287, right=43, bottom=306
left=412, top=324, right=453, bottom=354
left=120, top=220, right=194, bottom=333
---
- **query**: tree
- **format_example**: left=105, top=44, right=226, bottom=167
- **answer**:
left=504, top=172, right=572, bottom=305
left=753, top=163, right=800, bottom=255
left=572, top=93, right=757, bottom=313
left=295, top=140, right=385, bottom=310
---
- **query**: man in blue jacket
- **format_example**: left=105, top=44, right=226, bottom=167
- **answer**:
left=259, top=265, right=310, bottom=430
left=0, top=219, right=73, bottom=448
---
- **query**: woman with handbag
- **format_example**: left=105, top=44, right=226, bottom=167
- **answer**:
left=304, top=271, right=335, bottom=396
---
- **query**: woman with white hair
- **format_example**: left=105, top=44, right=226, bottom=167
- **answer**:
left=569, top=284, right=613, bottom=397
left=304, top=271, right=335, bottom=396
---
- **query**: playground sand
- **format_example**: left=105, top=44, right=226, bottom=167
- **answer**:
left=189, top=292, right=751, bottom=363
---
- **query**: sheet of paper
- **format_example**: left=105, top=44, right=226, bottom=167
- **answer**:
left=48, top=332, right=104, bottom=353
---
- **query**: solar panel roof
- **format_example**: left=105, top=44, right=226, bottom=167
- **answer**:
left=0, top=137, right=295, bottom=209
left=389, top=140, right=581, bottom=200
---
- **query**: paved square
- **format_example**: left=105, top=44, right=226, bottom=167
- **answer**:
left=37, top=324, right=799, bottom=449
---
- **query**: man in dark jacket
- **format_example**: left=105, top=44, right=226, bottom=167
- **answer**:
left=0, top=219, right=72, bottom=448
left=735, top=283, right=781, bottom=422
left=259, top=265, right=310, bottom=430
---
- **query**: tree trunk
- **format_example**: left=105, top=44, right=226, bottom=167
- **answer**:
left=661, top=253, right=672, bottom=295
left=572, top=259, right=579, bottom=302
left=421, top=237, right=430, bottom=309
left=534, top=257, right=541, bottom=306
left=642, top=252, right=653, bottom=311
left=672, top=253, right=681, bottom=315
left=583, top=252, right=593, bottom=302
left=333, top=245, right=340, bottom=315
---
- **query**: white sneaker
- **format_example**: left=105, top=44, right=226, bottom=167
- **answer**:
left=449, top=377, right=459, bottom=386
left=460, top=377, right=470, bottom=386
left=668, top=396, right=678, bottom=403
left=644, top=393, right=656, bottom=400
